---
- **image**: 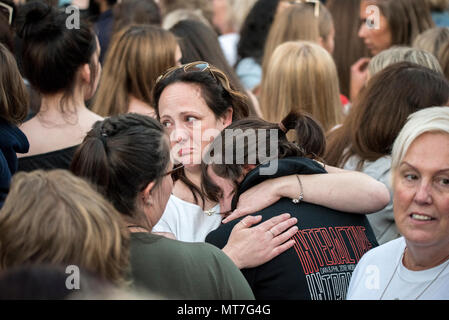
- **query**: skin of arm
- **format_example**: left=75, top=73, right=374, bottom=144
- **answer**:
left=222, top=164, right=391, bottom=224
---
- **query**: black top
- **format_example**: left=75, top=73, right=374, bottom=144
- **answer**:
left=17, top=145, right=78, bottom=172
left=0, top=119, right=29, bottom=207
left=205, top=157, right=379, bottom=300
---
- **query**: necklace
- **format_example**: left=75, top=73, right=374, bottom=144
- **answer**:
left=379, top=248, right=449, bottom=300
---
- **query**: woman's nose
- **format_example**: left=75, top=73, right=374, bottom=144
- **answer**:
left=414, top=181, right=433, bottom=205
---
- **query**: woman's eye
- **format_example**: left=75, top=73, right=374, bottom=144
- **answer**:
left=186, top=116, right=198, bottom=123
left=437, top=177, right=449, bottom=187
left=404, top=174, right=418, bottom=182
left=161, top=121, right=172, bottom=128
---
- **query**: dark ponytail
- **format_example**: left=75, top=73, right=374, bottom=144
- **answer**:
left=203, top=112, right=325, bottom=202
left=280, top=112, right=326, bottom=159
left=16, top=1, right=98, bottom=100
left=70, top=113, right=170, bottom=226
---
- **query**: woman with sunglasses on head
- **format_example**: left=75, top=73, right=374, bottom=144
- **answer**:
left=15, top=1, right=102, bottom=172
left=71, top=112, right=300, bottom=299
left=152, top=61, right=389, bottom=243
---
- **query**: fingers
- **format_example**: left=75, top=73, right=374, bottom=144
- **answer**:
left=352, top=57, right=371, bottom=70
left=269, top=216, right=298, bottom=238
left=257, top=213, right=292, bottom=232
left=222, top=208, right=245, bottom=224
left=231, top=215, right=262, bottom=231
left=269, top=239, right=296, bottom=261
left=272, top=224, right=299, bottom=246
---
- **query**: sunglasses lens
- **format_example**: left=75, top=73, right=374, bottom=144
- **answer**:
left=185, top=63, right=209, bottom=73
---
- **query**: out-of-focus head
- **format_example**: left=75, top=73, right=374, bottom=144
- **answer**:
left=113, top=0, right=161, bottom=32
left=276, top=0, right=335, bottom=54
left=16, top=1, right=101, bottom=102
left=261, top=41, right=342, bottom=133
left=358, top=0, right=434, bottom=56
left=325, top=62, right=449, bottom=168
left=237, top=0, right=280, bottom=63
left=413, top=27, right=449, bottom=59
left=71, top=113, right=172, bottom=231
left=159, top=0, right=213, bottom=27
left=391, top=107, right=449, bottom=250
left=0, top=42, right=28, bottom=125
left=92, top=24, right=178, bottom=117
left=368, top=46, right=443, bottom=78
left=0, top=170, right=129, bottom=286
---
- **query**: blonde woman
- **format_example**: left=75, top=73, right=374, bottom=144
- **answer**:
left=92, top=24, right=182, bottom=117
left=260, top=41, right=342, bottom=133
left=262, top=2, right=335, bottom=82
left=0, top=170, right=129, bottom=286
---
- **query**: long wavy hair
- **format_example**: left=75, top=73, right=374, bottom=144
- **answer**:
left=92, top=25, right=178, bottom=116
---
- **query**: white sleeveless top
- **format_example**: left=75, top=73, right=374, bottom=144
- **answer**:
left=152, top=195, right=222, bottom=243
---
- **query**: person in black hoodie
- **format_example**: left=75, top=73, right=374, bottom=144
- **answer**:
left=0, top=42, right=29, bottom=208
left=204, top=113, right=379, bottom=300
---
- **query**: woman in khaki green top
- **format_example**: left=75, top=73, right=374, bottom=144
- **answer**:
left=71, top=113, right=298, bottom=299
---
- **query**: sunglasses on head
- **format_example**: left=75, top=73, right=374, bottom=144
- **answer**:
left=156, top=61, right=218, bottom=85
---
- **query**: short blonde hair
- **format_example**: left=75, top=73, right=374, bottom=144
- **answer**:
left=368, top=46, right=443, bottom=77
left=391, top=107, right=449, bottom=174
left=413, top=27, right=449, bottom=58
left=260, top=41, right=342, bottom=132
left=0, top=170, right=130, bottom=286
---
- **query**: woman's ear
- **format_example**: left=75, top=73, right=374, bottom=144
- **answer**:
left=222, top=107, right=233, bottom=127
left=80, top=63, right=91, bottom=84
left=141, top=181, right=156, bottom=206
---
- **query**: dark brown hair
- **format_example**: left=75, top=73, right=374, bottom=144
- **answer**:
left=113, top=0, right=161, bottom=33
left=0, top=42, right=28, bottom=124
left=327, top=0, right=369, bottom=97
left=70, top=113, right=170, bottom=231
left=325, top=62, right=449, bottom=169
left=16, top=1, right=98, bottom=111
left=203, top=112, right=325, bottom=202
left=153, top=62, right=250, bottom=206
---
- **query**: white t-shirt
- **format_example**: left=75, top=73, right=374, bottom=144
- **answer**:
left=152, top=195, right=222, bottom=243
left=347, top=237, right=449, bottom=300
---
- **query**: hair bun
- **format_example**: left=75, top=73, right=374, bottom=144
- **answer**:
left=16, top=2, right=60, bottom=40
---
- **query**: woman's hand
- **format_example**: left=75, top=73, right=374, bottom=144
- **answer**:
left=222, top=213, right=298, bottom=269
left=222, top=178, right=282, bottom=224
left=350, top=57, right=371, bottom=102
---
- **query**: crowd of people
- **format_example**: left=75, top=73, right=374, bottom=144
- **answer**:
left=0, top=0, right=448, bottom=300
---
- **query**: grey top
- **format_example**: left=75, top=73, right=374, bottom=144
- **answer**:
left=344, top=155, right=401, bottom=245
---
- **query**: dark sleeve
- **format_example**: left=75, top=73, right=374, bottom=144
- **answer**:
left=0, top=151, right=11, bottom=208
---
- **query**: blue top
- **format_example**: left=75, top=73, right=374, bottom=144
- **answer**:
left=432, top=11, right=449, bottom=27
left=235, top=57, right=262, bottom=91
left=0, top=118, right=29, bottom=208
left=95, top=9, right=114, bottom=64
